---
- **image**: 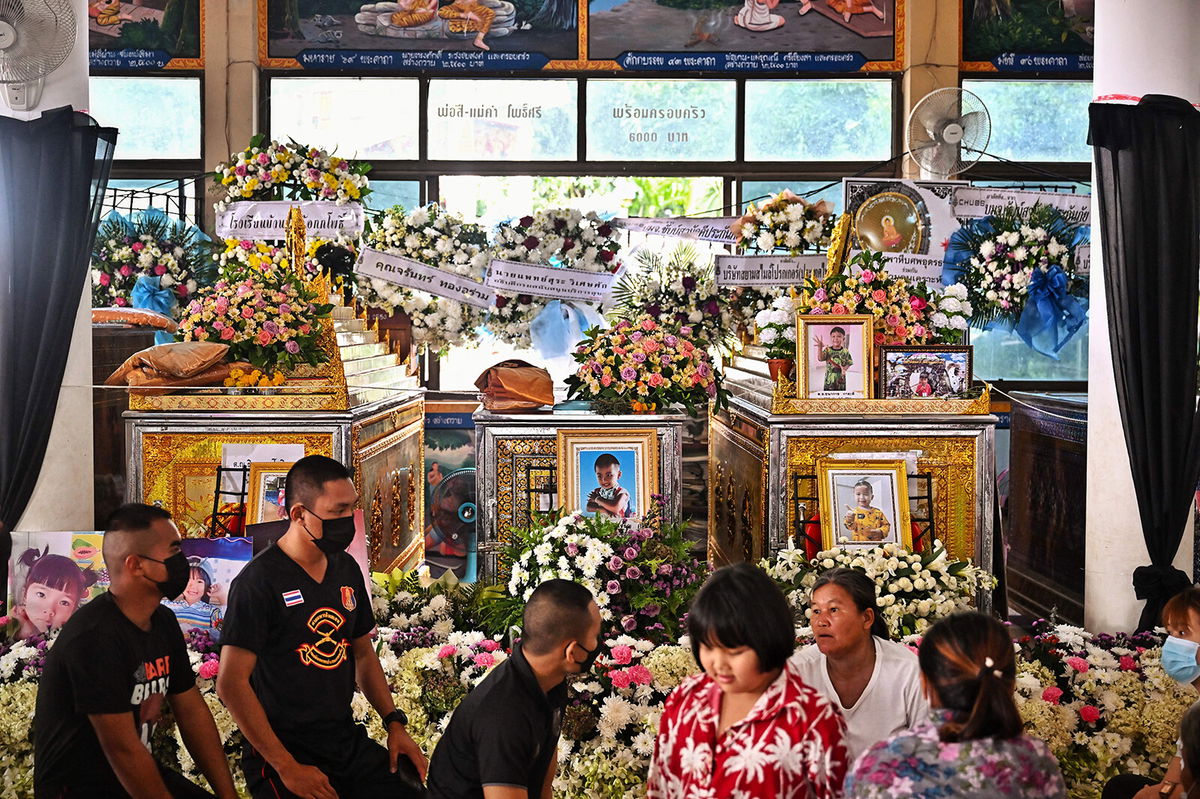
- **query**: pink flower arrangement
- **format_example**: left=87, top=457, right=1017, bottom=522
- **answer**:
left=177, top=270, right=331, bottom=373
left=564, top=316, right=727, bottom=417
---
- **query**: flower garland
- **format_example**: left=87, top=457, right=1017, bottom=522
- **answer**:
left=943, top=203, right=1088, bottom=353
left=357, top=204, right=491, bottom=355
left=564, top=316, right=726, bottom=417
left=90, top=209, right=211, bottom=310
left=490, top=209, right=622, bottom=348
left=761, top=541, right=994, bottom=638
left=212, top=134, right=371, bottom=213
left=609, top=244, right=733, bottom=352
left=177, top=272, right=332, bottom=373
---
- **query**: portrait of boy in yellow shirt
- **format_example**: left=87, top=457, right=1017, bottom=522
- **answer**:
left=842, top=479, right=891, bottom=542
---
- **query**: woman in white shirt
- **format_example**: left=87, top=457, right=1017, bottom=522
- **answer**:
left=790, top=567, right=929, bottom=761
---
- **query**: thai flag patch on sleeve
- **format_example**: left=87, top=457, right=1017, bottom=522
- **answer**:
left=282, top=590, right=304, bottom=607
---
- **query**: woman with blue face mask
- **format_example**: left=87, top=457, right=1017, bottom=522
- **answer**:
left=1102, top=587, right=1200, bottom=799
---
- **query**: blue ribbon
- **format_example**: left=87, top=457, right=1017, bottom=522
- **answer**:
left=530, top=300, right=605, bottom=359
left=941, top=217, right=996, bottom=286
left=132, top=275, right=177, bottom=345
left=1014, top=264, right=1089, bottom=358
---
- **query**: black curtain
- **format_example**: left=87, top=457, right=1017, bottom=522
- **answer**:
left=0, top=108, right=117, bottom=597
left=1089, top=96, right=1200, bottom=631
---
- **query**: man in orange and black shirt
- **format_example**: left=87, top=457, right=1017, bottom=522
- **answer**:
left=218, top=456, right=427, bottom=799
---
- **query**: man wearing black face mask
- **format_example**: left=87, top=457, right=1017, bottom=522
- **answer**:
left=427, top=579, right=602, bottom=799
left=33, top=503, right=238, bottom=798
left=218, top=455, right=427, bottom=799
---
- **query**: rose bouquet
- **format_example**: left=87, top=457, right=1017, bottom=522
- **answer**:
left=761, top=541, right=995, bottom=638
left=212, top=134, right=371, bottom=213
left=357, top=204, right=491, bottom=355
left=491, top=208, right=622, bottom=348
left=609, top=244, right=734, bottom=352
left=945, top=203, right=1087, bottom=333
left=177, top=272, right=332, bottom=373
left=564, top=316, right=726, bottom=417
left=1013, top=621, right=1192, bottom=799
left=796, top=249, right=935, bottom=348
left=90, top=209, right=211, bottom=310
left=754, top=294, right=799, bottom=360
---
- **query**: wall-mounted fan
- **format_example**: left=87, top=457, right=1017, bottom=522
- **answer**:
left=906, top=87, right=992, bottom=179
left=0, top=0, right=76, bottom=112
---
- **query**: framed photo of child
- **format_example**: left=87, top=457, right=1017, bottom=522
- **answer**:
left=795, top=314, right=873, bottom=399
left=7, top=531, right=108, bottom=641
left=879, top=345, right=973, bottom=400
left=556, top=429, right=659, bottom=521
left=245, top=462, right=295, bottom=524
left=816, top=459, right=912, bottom=550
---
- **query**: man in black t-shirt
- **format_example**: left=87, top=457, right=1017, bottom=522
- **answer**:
left=33, top=503, right=238, bottom=799
left=427, top=579, right=602, bottom=799
left=217, top=455, right=427, bottom=799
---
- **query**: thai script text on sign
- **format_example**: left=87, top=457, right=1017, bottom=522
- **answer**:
left=715, top=254, right=826, bottom=287
left=355, top=248, right=495, bottom=309
left=484, top=259, right=618, bottom=303
left=848, top=251, right=945, bottom=285
left=953, top=188, right=1090, bottom=227
left=610, top=217, right=739, bottom=245
left=216, top=201, right=366, bottom=239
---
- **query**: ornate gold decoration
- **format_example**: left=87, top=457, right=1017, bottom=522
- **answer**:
left=369, top=485, right=384, bottom=566
left=708, top=413, right=768, bottom=567
left=390, top=470, right=403, bottom=547
left=815, top=458, right=912, bottom=550
left=407, top=468, right=418, bottom=544
left=556, top=428, right=660, bottom=518
left=140, top=432, right=334, bottom=537
left=286, top=205, right=307, bottom=278
left=771, top=372, right=991, bottom=416
left=825, top=213, right=853, bottom=278
left=130, top=392, right=347, bottom=412
left=785, top=435, right=979, bottom=562
left=495, top=437, right=559, bottom=576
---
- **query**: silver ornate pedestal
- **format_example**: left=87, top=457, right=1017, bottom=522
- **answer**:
left=474, top=406, right=685, bottom=583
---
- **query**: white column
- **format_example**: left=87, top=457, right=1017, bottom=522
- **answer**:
left=9, top=0, right=95, bottom=533
left=1085, top=0, right=1200, bottom=632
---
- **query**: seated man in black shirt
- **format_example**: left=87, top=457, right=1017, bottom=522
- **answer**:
left=217, top=455, right=427, bottom=799
left=33, top=503, right=238, bottom=799
left=427, top=579, right=602, bottom=799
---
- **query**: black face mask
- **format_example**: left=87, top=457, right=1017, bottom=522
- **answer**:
left=140, top=552, right=190, bottom=600
left=300, top=507, right=356, bottom=554
left=573, top=640, right=603, bottom=674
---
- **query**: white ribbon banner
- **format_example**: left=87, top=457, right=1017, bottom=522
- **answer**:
left=953, top=187, right=1090, bottom=226
left=355, top=247, right=495, bottom=309
left=610, top=217, right=739, bottom=245
left=216, top=201, right=366, bottom=239
left=848, top=250, right=946, bottom=285
left=484, top=258, right=618, bottom=303
left=714, top=254, right=826, bottom=287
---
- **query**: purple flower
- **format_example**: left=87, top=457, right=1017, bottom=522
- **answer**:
left=624, top=566, right=642, bottom=580
left=658, top=564, right=673, bottom=576
left=622, top=615, right=638, bottom=631
left=285, top=340, right=301, bottom=354
left=631, top=351, right=647, bottom=363
left=682, top=276, right=697, bottom=291
left=620, top=366, right=637, bottom=381
left=643, top=603, right=661, bottom=617
left=565, top=543, right=579, bottom=556
left=646, top=304, right=662, bottom=317
left=608, top=555, right=624, bottom=571
left=664, top=335, right=678, bottom=347
left=263, top=321, right=281, bottom=335
left=623, top=546, right=639, bottom=560
left=606, top=580, right=621, bottom=594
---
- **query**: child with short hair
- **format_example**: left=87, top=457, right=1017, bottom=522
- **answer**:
left=585, top=453, right=632, bottom=518
left=843, top=479, right=891, bottom=542
left=815, top=327, right=853, bottom=392
left=647, top=563, right=847, bottom=798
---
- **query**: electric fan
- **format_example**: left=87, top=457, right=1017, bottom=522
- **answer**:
left=427, top=468, right=476, bottom=559
left=906, top=88, right=992, bottom=179
left=0, top=0, right=76, bottom=112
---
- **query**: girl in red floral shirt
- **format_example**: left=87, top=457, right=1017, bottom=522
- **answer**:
left=647, top=563, right=848, bottom=799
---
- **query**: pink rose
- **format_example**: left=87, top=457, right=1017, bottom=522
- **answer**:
left=1079, top=705, right=1101, bottom=724
left=1041, top=686, right=1063, bottom=705
left=640, top=319, right=657, bottom=331
left=610, top=645, right=634, bottom=665
left=437, top=645, right=457, bottom=659
left=257, top=330, right=272, bottom=346
left=154, top=264, right=167, bottom=276
left=832, top=304, right=848, bottom=315
left=860, top=269, right=876, bottom=283
left=600, top=375, right=613, bottom=387
left=285, top=340, right=300, bottom=354
left=220, top=327, right=235, bottom=341
left=813, top=288, right=828, bottom=302
left=872, top=289, right=887, bottom=303
left=647, top=373, right=665, bottom=388
left=473, top=652, right=495, bottom=668
left=1065, top=656, right=1089, bottom=673
left=98, top=272, right=110, bottom=286
left=198, top=660, right=220, bottom=680
left=909, top=296, right=927, bottom=311
left=131, top=242, right=145, bottom=252
left=912, top=325, right=927, bottom=338
left=119, top=265, right=134, bottom=277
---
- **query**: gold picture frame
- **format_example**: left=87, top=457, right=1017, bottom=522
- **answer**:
left=556, top=429, right=659, bottom=521
left=795, top=314, right=874, bottom=400
left=816, top=458, right=912, bottom=550
left=245, top=461, right=295, bottom=525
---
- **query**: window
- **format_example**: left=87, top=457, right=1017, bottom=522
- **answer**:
left=103, top=179, right=201, bottom=226
left=269, top=77, right=419, bottom=159
left=739, top=180, right=842, bottom=213
left=427, top=79, right=577, bottom=161
left=89, top=77, right=202, bottom=160
left=961, top=80, right=1093, bottom=162
left=745, top=80, right=893, bottom=162
left=971, top=324, right=1089, bottom=383
left=586, top=79, right=736, bottom=162
left=367, top=180, right=423, bottom=213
